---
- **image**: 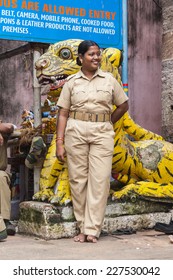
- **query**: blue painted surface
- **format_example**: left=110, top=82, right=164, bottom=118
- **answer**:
left=0, top=0, right=123, bottom=48
left=122, top=0, right=128, bottom=96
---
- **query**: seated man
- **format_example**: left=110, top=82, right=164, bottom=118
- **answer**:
left=0, top=121, right=16, bottom=241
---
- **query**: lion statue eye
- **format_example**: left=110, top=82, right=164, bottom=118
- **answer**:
left=59, top=48, right=72, bottom=59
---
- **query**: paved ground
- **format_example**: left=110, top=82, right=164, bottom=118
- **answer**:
left=0, top=229, right=173, bottom=260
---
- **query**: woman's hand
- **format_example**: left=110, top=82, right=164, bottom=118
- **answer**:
left=56, top=142, right=66, bottom=162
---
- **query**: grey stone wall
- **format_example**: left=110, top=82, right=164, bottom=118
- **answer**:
left=161, top=0, right=173, bottom=141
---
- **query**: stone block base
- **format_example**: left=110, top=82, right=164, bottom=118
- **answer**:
left=18, top=200, right=173, bottom=240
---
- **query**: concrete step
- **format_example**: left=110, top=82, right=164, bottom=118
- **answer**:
left=18, top=200, right=173, bottom=240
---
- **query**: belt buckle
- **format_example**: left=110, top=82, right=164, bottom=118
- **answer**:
left=88, top=113, right=92, bottom=121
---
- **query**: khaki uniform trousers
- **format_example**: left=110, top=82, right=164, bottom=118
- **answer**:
left=65, top=119, right=115, bottom=238
left=0, top=215, right=6, bottom=232
left=0, top=171, right=11, bottom=231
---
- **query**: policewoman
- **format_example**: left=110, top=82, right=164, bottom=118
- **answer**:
left=56, top=40, right=128, bottom=243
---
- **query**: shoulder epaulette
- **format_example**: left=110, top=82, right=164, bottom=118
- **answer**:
left=66, top=73, right=77, bottom=81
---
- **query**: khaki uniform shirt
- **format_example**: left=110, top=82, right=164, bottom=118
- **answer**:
left=0, top=139, right=8, bottom=171
left=57, top=68, right=128, bottom=113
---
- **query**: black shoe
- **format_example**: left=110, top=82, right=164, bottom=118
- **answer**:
left=111, top=227, right=136, bottom=235
left=4, top=220, right=16, bottom=236
left=0, top=229, right=7, bottom=241
left=154, top=221, right=173, bottom=234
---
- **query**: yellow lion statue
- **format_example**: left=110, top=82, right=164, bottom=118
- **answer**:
left=32, top=39, right=173, bottom=205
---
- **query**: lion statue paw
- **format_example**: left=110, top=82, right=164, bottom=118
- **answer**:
left=32, top=189, right=54, bottom=202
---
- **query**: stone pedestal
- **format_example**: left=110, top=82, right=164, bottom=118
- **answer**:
left=18, top=201, right=76, bottom=239
left=18, top=200, right=173, bottom=240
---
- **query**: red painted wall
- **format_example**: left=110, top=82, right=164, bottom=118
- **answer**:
left=128, top=0, right=162, bottom=134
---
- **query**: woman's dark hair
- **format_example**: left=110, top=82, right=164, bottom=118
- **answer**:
left=76, top=40, right=100, bottom=66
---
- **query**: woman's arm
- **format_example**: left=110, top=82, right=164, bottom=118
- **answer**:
left=56, top=108, right=69, bottom=162
left=111, top=101, right=129, bottom=124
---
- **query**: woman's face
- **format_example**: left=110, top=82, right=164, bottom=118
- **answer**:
left=79, top=45, right=102, bottom=72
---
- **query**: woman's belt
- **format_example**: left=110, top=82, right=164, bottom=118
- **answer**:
left=69, top=111, right=111, bottom=122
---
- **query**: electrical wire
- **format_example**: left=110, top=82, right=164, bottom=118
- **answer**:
left=152, top=0, right=162, bottom=9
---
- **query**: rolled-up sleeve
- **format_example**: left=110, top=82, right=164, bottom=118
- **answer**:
left=57, top=82, right=71, bottom=109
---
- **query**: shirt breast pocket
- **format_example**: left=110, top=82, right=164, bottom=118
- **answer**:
left=71, top=86, right=86, bottom=104
left=96, top=85, right=112, bottom=103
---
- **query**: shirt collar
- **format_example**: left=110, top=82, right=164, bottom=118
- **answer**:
left=76, top=68, right=105, bottom=79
